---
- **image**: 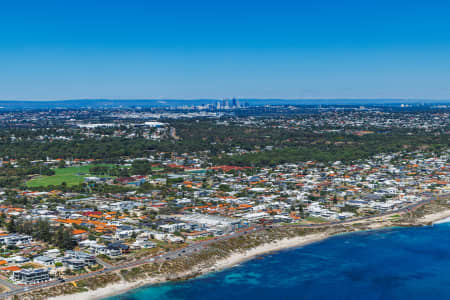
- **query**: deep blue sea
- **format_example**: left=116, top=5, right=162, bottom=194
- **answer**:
left=108, top=223, right=450, bottom=300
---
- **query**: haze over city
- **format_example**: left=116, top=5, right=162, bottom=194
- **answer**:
left=1, top=0, right=450, bottom=100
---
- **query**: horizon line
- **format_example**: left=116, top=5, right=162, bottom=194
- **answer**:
left=0, top=98, right=450, bottom=102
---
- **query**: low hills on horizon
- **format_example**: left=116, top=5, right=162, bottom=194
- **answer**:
left=0, top=98, right=448, bottom=110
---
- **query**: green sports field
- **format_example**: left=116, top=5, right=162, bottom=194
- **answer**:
left=26, top=165, right=112, bottom=188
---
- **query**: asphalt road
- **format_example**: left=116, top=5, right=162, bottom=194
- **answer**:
left=0, top=192, right=446, bottom=299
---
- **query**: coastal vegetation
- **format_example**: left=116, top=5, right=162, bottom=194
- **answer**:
left=396, top=196, right=450, bottom=224
left=17, top=198, right=450, bottom=299
left=19, top=225, right=355, bottom=299
left=3, top=217, right=75, bottom=250
left=19, top=273, right=121, bottom=299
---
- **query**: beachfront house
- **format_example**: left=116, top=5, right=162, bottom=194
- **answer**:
left=13, top=268, right=50, bottom=284
left=33, top=255, right=55, bottom=266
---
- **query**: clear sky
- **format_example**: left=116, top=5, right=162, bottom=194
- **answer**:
left=1, top=0, right=450, bottom=100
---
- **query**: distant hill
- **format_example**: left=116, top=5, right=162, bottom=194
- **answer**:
left=0, top=98, right=448, bottom=110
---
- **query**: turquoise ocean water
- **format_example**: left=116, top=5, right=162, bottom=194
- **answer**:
left=107, top=222, right=450, bottom=300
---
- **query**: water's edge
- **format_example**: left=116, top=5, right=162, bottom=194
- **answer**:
left=106, top=221, right=450, bottom=300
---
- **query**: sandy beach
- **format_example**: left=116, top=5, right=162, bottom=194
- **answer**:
left=49, top=275, right=170, bottom=300
left=48, top=208, right=450, bottom=300
left=49, top=232, right=329, bottom=300
left=211, top=232, right=328, bottom=272
left=417, top=209, right=450, bottom=224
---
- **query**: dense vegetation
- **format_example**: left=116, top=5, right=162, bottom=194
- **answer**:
left=0, top=116, right=448, bottom=189
left=214, top=133, right=449, bottom=166
left=0, top=121, right=447, bottom=165
left=3, top=216, right=75, bottom=250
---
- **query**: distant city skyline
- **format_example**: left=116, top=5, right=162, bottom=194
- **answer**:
left=1, top=0, right=450, bottom=100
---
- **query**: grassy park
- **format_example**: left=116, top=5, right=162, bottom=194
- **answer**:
left=26, top=163, right=161, bottom=188
left=26, top=165, right=110, bottom=188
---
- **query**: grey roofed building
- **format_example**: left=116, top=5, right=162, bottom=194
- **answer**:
left=64, top=250, right=96, bottom=264
left=63, top=258, right=87, bottom=270
left=13, top=268, right=50, bottom=284
left=33, top=255, right=55, bottom=266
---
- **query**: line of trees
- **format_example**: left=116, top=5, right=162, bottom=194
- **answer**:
left=89, top=160, right=152, bottom=177
left=5, top=216, right=75, bottom=250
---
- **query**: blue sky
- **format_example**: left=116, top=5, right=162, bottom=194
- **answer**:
left=1, top=0, right=450, bottom=100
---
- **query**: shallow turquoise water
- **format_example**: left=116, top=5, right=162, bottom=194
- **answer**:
left=107, top=223, right=450, bottom=300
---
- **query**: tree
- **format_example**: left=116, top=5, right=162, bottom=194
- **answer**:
left=130, top=160, right=152, bottom=175
left=218, top=184, right=231, bottom=192
left=62, top=229, right=75, bottom=250
left=298, top=205, right=305, bottom=218
left=58, top=160, right=66, bottom=168
left=333, top=194, right=338, bottom=205
left=89, top=165, right=110, bottom=175
left=54, top=225, right=65, bottom=248
left=0, top=213, right=6, bottom=227
left=36, top=219, right=51, bottom=242
left=7, top=216, right=16, bottom=233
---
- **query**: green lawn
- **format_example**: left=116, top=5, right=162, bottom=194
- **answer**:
left=26, top=165, right=112, bottom=188
left=388, top=214, right=401, bottom=220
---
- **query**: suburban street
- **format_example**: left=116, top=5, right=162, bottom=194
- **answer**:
left=0, top=192, right=445, bottom=299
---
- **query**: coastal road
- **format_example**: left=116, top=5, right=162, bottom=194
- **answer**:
left=0, top=276, right=19, bottom=291
left=0, top=192, right=447, bottom=299
left=95, top=257, right=114, bottom=269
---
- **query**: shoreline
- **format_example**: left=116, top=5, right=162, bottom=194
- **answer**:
left=49, top=209, right=450, bottom=300
left=418, top=210, right=450, bottom=224
left=49, top=232, right=330, bottom=300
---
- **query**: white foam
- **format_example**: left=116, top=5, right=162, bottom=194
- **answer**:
left=433, top=216, right=450, bottom=224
